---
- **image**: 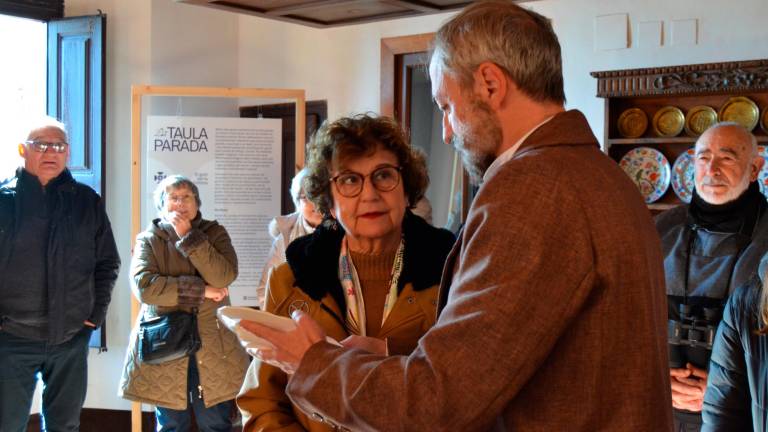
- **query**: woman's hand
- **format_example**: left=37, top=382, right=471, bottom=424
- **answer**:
left=168, top=211, right=192, bottom=238
left=205, top=286, right=229, bottom=302
left=340, top=335, right=386, bottom=355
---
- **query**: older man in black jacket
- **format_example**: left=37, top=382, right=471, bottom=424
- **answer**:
left=656, top=122, right=768, bottom=431
left=0, top=117, right=120, bottom=431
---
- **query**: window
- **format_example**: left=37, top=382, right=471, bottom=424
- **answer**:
left=0, top=14, right=46, bottom=179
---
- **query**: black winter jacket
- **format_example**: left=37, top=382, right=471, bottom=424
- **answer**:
left=0, top=168, right=120, bottom=344
left=703, top=272, right=768, bottom=431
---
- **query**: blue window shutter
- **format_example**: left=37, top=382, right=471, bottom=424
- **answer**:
left=47, top=14, right=105, bottom=197
left=48, top=14, right=107, bottom=351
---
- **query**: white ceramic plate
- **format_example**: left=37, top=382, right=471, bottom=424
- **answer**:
left=618, top=147, right=671, bottom=203
left=671, top=148, right=695, bottom=203
left=217, top=306, right=341, bottom=354
left=759, top=145, right=768, bottom=198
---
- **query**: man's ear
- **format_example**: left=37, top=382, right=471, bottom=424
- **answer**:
left=473, top=62, right=508, bottom=109
left=17, top=143, right=26, bottom=158
left=751, top=154, right=765, bottom=182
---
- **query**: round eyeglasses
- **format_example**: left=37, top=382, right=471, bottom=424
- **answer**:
left=331, top=165, right=402, bottom=198
left=24, top=140, right=69, bottom=153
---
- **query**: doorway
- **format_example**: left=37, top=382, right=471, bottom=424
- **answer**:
left=240, top=100, right=327, bottom=214
left=381, top=34, right=468, bottom=231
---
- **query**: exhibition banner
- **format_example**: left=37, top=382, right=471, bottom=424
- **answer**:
left=146, top=116, right=282, bottom=306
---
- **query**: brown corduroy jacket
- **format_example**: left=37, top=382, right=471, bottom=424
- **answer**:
left=285, top=110, right=674, bottom=431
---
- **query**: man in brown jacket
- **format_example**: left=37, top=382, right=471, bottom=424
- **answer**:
left=242, top=1, right=673, bottom=430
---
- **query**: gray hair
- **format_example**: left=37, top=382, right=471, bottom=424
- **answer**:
left=153, top=175, right=201, bottom=214
left=290, top=167, right=310, bottom=207
left=430, top=0, right=565, bottom=105
left=24, top=116, right=69, bottom=143
left=703, top=121, right=758, bottom=157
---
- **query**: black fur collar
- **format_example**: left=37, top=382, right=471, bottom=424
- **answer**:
left=285, top=211, right=456, bottom=314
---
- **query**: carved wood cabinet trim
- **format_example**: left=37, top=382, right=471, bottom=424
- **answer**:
left=591, top=59, right=768, bottom=98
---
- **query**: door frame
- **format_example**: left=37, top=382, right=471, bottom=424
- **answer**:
left=380, top=33, right=472, bottom=223
left=380, top=33, right=434, bottom=120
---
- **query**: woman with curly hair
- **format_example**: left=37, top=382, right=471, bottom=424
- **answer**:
left=236, top=114, right=455, bottom=431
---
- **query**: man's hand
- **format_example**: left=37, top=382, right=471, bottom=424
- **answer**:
left=205, top=286, right=228, bottom=302
left=341, top=335, right=386, bottom=355
left=83, top=320, right=96, bottom=328
left=240, top=311, right=326, bottom=374
left=670, top=363, right=709, bottom=412
left=168, top=211, right=192, bottom=238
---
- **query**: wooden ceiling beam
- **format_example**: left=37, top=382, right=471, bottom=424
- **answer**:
left=378, top=0, right=439, bottom=13
left=264, top=0, right=360, bottom=16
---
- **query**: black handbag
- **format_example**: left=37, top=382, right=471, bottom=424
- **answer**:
left=138, top=309, right=201, bottom=365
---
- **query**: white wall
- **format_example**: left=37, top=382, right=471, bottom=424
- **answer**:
left=45, top=0, right=768, bottom=413
left=237, top=0, right=768, bottom=145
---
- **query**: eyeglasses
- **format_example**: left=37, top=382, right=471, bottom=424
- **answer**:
left=167, top=193, right=195, bottom=205
left=331, top=165, right=402, bottom=198
left=24, top=140, right=69, bottom=153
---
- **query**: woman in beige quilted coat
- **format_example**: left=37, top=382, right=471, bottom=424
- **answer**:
left=119, top=175, right=249, bottom=432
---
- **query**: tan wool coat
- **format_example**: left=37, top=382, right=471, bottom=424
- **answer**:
left=285, top=110, right=674, bottom=431
left=119, top=217, right=249, bottom=410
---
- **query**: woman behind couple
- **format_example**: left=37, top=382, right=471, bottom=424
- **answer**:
left=119, top=175, right=249, bottom=431
left=237, top=114, right=456, bottom=431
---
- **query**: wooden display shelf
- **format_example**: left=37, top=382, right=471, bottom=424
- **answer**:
left=608, top=136, right=768, bottom=146
left=648, top=202, right=680, bottom=211
left=594, top=59, right=768, bottom=213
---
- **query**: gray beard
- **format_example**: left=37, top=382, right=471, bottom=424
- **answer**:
left=453, top=139, right=495, bottom=185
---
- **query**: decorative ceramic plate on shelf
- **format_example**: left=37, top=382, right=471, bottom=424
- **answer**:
left=617, top=108, right=648, bottom=138
left=685, top=105, right=718, bottom=137
left=618, top=147, right=671, bottom=203
left=761, top=108, right=768, bottom=135
left=758, top=145, right=768, bottom=198
left=719, top=96, right=759, bottom=131
left=671, top=148, right=696, bottom=203
left=652, top=106, right=685, bottom=137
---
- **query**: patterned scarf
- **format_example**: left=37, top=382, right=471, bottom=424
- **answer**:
left=338, top=236, right=405, bottom=336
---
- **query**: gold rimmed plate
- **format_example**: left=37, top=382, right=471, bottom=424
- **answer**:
left=617, top=108, right=648, bottom=138
left=761, top=107, right=768, bottom=135
left=719, top=96, right=759, bottom=131
left=685, top=105, right=718, bottom=137
left=653, top=106, right=685, bottom=137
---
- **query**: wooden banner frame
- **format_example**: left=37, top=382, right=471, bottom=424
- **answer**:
left=129, top=85, right=305, bottom=431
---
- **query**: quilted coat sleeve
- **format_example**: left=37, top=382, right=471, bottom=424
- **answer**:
left=130, top=231, right=204, bottom=307
left=176, top=223, right=239, bottom=289
left=702, top=283, right=754, bottom=432
left=237, top=265, right=305, bottom=432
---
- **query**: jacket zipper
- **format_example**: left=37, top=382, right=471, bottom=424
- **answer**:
left=215, top=319, right=226, bottom=358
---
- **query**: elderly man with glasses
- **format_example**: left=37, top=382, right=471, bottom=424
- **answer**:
left=0, top=116, right=120, bottom=431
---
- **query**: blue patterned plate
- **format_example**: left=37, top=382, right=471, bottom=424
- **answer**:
left=758, top=145, right=768, bottom=198
left=671, top=148, right=696, bottom=203
left=619, top=147, right=671, bottom=203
